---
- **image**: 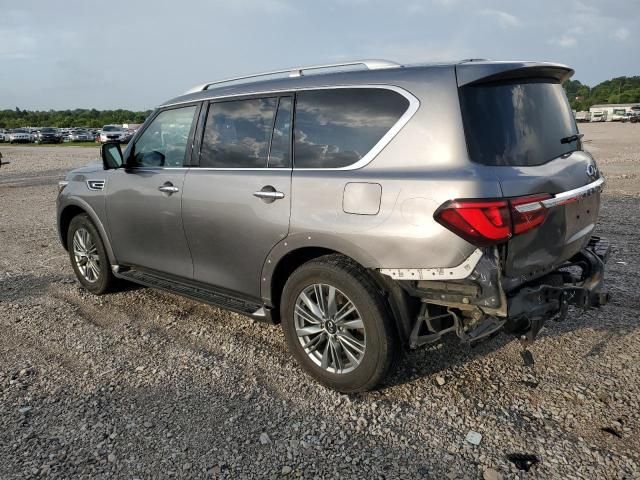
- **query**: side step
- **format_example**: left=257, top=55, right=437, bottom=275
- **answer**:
left=116, top=268, right=264, bottom=317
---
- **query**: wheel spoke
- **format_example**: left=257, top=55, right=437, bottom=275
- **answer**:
left=302, top=332, right=325, bottom=353
left=313, top=284, right=326, bottom=317
left=326, top=285, right=337, bottom=316
left=337, top=331, right=365, bottom=355
left=320, top=341, right=331, bottom=369
left=334, top=301, right=357, bottom=324
left=296, top=325, right=323, bottom=337
left=340, top=318, right=364, bottom=330
left=294, top=304, right=322, bottom=325
left=299, top=291, right=324, bottom=320
left=338, top=336, right=362, bottom=367
left=329, top=337, right=343, bottom=373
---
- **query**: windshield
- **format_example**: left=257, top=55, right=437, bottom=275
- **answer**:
left=103, top=125, right=121, bottom=132
left=459, top=80, right=579, bottom=166
left=13, top=129, right=28, bottom=133
left=41, top=128, right=56, bottom=133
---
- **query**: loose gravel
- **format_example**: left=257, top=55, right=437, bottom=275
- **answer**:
left=0, top=123, right=639, bottom=479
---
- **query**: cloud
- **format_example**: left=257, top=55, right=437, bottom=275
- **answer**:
left=549, top=35, right=578, bottom=48
left=479, top=9, right=521, bottom=28
left=612, top=27, right=630, bottom=41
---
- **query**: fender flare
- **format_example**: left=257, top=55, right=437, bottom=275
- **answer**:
left=58, top=196, right=117, bottom=265
left=259, top=232, right=378, bottom=305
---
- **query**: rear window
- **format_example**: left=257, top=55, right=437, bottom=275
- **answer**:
left=459, top=80, right=579, bottom=166
left=294, top=88, right=409, bottom=168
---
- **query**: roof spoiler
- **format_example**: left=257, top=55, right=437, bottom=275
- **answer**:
left=456, top=61, right=574, bottom=87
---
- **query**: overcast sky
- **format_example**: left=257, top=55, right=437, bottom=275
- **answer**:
left=1, top=0, right=638, bottom=110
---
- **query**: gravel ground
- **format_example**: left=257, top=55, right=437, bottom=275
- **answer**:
left=0, top=123, right=639, bottom=479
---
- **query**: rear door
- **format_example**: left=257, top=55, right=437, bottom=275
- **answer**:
left=181, top=95, right=293, bottom=298
left=457, top=70, right=602, bottom=277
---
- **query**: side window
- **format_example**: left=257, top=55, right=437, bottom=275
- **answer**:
left=132, top=106, right=197, bottom=167
left=268, top=96, right=292, bottom=168
left=294, top=88, right=410, bottom=168
left=201, top=97, right=277, bottom=168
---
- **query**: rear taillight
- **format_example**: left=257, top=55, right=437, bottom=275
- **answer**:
left=434, top=193, right=553, bottom=247
left=510, top=193, right=552, bottom=235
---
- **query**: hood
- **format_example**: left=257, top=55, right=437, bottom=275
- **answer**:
left=68, top=162, right=103, bottom=178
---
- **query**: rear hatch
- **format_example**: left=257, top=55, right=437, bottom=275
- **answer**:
left=456, top=62, right=602, bottom=279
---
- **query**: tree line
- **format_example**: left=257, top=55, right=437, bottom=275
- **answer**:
left=0, top=108, right=152, bottom=129
left=564, top=76, right=640, bottom=111
left=1, top=76, right=639, bottom=127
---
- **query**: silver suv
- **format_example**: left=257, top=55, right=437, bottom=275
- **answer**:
left=57, top=59, right=609, bottom=392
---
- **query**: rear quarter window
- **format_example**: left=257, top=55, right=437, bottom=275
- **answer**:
left=294, top=88, right=410, bottom=169
left=459, top=80, right=580, bottom=167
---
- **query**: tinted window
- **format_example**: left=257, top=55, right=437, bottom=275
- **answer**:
left=294, top=88, right=409, bottom=168
left=268, top=97, right=292, bottom=168
left=459, top=80, right=580, bottom=166
left=201, top=98, right=277, bottom=168
left=132, top=106, right=196, bottom=167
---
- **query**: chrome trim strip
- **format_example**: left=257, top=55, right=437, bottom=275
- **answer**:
left=514, top=177, right=604, bottom=212
left=163, top=85, right=420, bottom=172
left=513, top=202, right=544, bottom=213
left=86, top=179, right=106, bottom=191
left=379, top=248, right=483, bottom=281
left=542, top=177, right=604, bottom=208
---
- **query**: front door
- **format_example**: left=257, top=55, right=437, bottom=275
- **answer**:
left=182, top=95, right=293, bottom=298
left=105, top=104, right=199, bottom=278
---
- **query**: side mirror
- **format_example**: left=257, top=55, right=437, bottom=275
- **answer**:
left=101, top=142, right=124, bottom=170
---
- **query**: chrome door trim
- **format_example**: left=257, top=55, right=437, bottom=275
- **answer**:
left=165, top=85, right=420, bottom=172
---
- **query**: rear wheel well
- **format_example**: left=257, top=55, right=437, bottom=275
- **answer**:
left=269, top=248, right=417, bottom=346
left=269, top=247, right=336, bottom=323
left=59, top=205, right=87, bottom=250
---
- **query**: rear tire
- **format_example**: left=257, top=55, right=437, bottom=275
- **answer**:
left=67, top=214, right=115, bottom=295
left=281, top=255, right=399, bottom=393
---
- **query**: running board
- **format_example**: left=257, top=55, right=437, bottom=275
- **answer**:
left=115, top=268, right=265, bottom=318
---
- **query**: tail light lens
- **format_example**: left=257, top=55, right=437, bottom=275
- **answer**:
left=434, top=193, right=553, bottom=247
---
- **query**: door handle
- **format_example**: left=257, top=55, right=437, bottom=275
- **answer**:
left=158, top=184, right=180, bottom=194
left=253, top=190, right=285, bottom=200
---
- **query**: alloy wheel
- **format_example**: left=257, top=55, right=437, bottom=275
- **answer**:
left=294, top=283, right=366, bottom=374
left=72, top=228, right=100, bottom=283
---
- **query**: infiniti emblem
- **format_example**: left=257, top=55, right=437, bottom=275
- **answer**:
left=586, top=164, right=597, bottom=177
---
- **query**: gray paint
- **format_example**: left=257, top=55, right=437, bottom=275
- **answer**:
left=56, top=60, right=600, bottom=311
left=343, top=183, right=382, bottom=215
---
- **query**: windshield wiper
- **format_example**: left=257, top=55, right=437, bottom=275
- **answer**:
left=560, top=133, right=584, bottom=144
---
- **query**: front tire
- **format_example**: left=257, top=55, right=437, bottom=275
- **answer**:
left=281, top=255, right=398, bottom=393
left=67, top=214, right=115, bottom=295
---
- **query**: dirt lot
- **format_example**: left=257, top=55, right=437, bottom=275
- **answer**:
left=0, top=122, right=639, bottom=479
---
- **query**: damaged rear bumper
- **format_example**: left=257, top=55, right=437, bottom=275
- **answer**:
left=392, top=236, right=610, bottom=348
left=504, top=236, right=610, bottom=342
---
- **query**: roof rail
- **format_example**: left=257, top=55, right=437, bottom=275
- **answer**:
left=183, top=59, right=401, bottom=94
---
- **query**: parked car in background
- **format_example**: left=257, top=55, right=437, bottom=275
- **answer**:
left=120, top=129, right=135, bottom=143
left=57, top=59, right=610, bottom=392
left=35, top=127, right=62, bottom=144
left=621, top=112, right=639, bottom=123
left=0, top=129, right=7, bottom=142
left=99, top=125, right=126, bottom=143
left=69, top=129, right=95, bottom=142
left=8, top=128, right=32, bottom=143
left=590, top=111, right=607, bottom=122
left=575, top=111, right=591, bottom=123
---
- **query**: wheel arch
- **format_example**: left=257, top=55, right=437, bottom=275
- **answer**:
left=263, top=241, right=418, bottom=346
left=58, top=198, right=116, bottom=265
